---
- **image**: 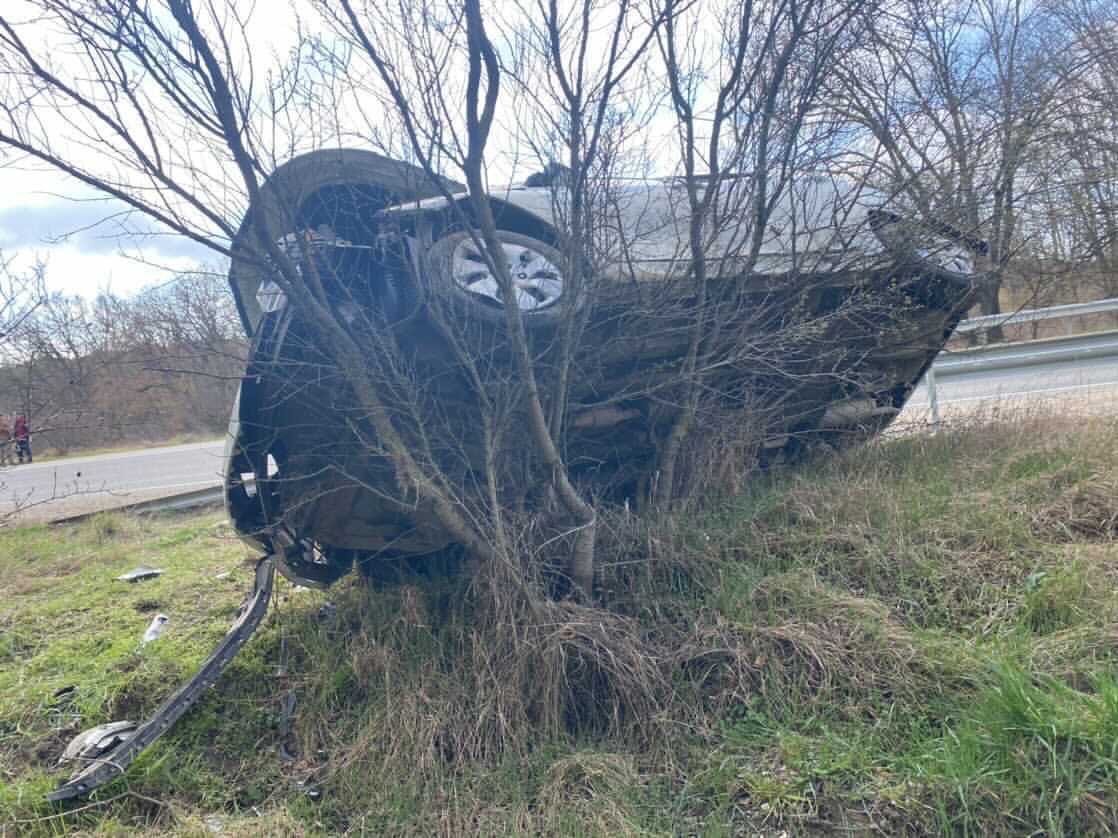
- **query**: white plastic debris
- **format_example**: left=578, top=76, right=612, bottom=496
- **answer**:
left=115, top=566, right=164, bottom=583
left=142, top=614, right=170, bottom=644
left=58, top=721, right=136, bottom=765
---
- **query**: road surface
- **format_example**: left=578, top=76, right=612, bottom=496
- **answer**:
left=902, top=334, right=1118, bottom=422
left=0, top=439, right=226, bottom=522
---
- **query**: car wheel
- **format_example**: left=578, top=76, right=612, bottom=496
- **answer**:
left=869, top=211, right=977, bottom=280
left=423, top=229, right=568, bottom=327
left=910, top=229, right=976, bottom=277
left=231, top=149, right=461, bottom=336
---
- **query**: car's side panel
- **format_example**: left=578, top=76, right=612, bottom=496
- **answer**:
left=382, top=175, right=893, bottom=281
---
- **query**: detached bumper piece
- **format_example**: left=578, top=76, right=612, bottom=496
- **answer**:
left=47, top=556, right=276, bottom=802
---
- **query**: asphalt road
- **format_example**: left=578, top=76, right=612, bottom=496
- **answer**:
left=904, top=337, right=1118, bottom=418
left=0, top=439, right=226, bottom=522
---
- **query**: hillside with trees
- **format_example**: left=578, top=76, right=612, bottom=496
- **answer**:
left=0, top=261, right=243, bottom=454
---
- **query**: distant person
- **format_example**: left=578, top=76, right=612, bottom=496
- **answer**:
left=0, top=415, right=10, bottom=466
left=14, top=415, right=31, bottom=464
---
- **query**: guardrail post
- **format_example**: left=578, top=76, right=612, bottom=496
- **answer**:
left=926, top=366, right=941, bottom=428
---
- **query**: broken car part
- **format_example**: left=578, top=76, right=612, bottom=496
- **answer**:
left=115, top=566, right=164, bottom=583
left=47, top=557, right=275, bottom=801
left=141, top=614, right=169, bottom=644
left=57, top=721, right=137, bottom=767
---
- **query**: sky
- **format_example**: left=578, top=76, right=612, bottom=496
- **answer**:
left=0, top=0, right=697, bottom=300
left=0, top=0, right=301, bottom=299
left=0, top=162, right=217, bottom=297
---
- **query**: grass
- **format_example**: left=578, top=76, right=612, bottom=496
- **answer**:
left=2, top=415, right=1118, bottom=835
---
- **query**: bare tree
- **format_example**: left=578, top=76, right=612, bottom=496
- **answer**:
left=303, top=0, right=691, bottom=594
left=0, top=288, right=101, bottom=443
left=836, top=0, right=1070, bottom=338
left=0, top=251, right=46, bottom=351
left=0, top=272, right=242, bottom=451
left=1039, top=0, right=1118, bottom=305
left=0, top=0, right=934, bottom=602
left=647, top=0, right=870, bottom=500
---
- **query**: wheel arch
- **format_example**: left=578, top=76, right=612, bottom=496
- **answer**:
left=229, top=149, right=461, bottom=336
left=417, top=194, right=563, bottom=248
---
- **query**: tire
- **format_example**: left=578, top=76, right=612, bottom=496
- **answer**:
left=230, top=149, right=461, bottom=336
left=870, top=211, right=978, bottom=283
left=422, top=229, right=569, bottom=328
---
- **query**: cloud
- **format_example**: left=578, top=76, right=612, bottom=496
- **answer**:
left=0, top=198, right=214, bottom=263
left=0, top=164, right=220, bottom=297
left=4, top=241, right=223, bottom=298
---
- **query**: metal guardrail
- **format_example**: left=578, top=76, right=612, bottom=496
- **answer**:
left=934, top=330, right=1118, bottom=376
left=920, top=297, right=1118, bottom=424
left=955, top=297, right=1118, bottom=333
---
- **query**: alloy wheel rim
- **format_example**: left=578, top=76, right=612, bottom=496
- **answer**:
left=451, top=237, right=564, bottom=312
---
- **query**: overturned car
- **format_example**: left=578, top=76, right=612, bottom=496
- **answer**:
left=223, top=149, right=978, bottom=588
left=48, top=149, right=979, bottom=800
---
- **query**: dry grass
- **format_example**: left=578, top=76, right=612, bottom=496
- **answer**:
left=1033, top=473, right=1118, bottom=541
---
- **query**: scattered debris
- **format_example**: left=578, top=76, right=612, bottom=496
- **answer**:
left=46, top=558, right=277, bottom=802
left=142, top=614, right=169, bottom=644
left=316, top=601, right=338, bottom=622
left=51, top=685, right=76, bottom=702
left=115, top=566, right=164, bottom=583
left=58, top=721, right=136, bottom=766
left=47, top=687, right=81, bottom=728
left=277, top=691, right=298, bottom=762
left=295, top=779, right=322, bottom=801
left=203, top=814, right=224, bottom=834
left=213, top=570, right=232, bottom=580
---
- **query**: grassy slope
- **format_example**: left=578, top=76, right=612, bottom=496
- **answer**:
left=2, top=417, right=1118, bottom=836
